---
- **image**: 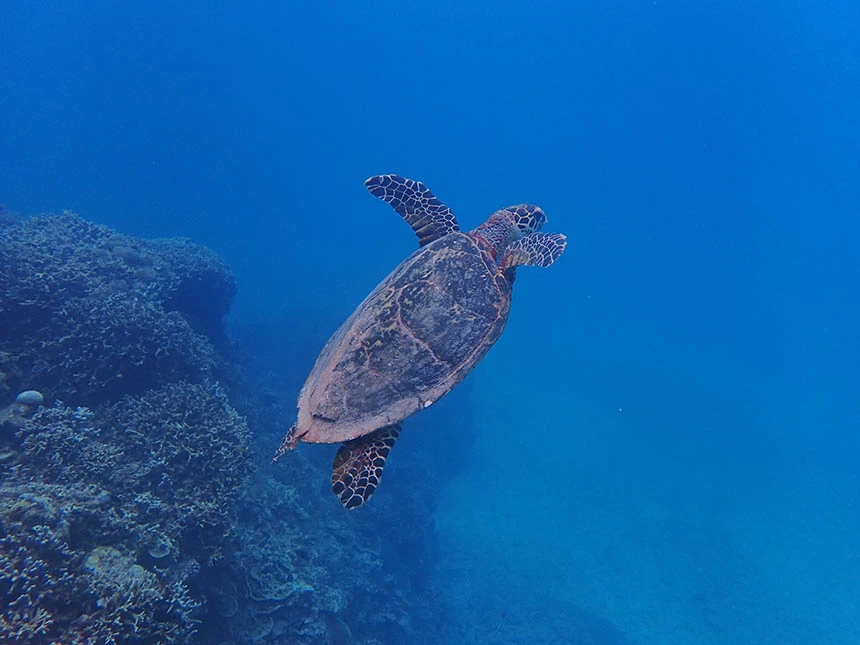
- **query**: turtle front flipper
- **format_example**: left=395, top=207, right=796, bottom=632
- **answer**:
left=331, top=423, right=401, bottom=509
left=499, top=232, right=567, bottom=270
left=365, top=175, right=460, bottom=246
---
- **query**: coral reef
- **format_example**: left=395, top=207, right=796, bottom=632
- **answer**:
left=0, top=212, right=248, bottom=643
left=202, top=323, right=447, bottom=645
left=1, top=384, right=250, bottom=644
left=1, top=210, right=450, bottom=644
left=195, top=459, right=444, bottom=645
left=0, top=482, right=198, bottom=644
left=0, top=212, right=235, bottom=405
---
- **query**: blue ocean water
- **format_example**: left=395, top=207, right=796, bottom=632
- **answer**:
left=2, top=1, right=859, bottom=643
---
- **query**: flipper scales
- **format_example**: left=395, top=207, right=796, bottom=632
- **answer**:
left=365, top=174, right=460, bottom=246
left=331, top=423, right=401, bottom=509
left=499, top=232, right=567, bottom=270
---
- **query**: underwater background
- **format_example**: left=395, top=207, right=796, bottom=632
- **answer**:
left=2, top=1, right=859, bottom=643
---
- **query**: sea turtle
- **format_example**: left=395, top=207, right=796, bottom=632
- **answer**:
left=274, top=175, right=566, bottom=509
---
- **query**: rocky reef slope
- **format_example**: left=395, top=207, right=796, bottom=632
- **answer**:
left=0, top=212, right=443, bottom=644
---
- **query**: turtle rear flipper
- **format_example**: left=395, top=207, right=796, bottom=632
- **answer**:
left=331, top=423, right=401, bottom=509
left=499, top=232, right=567, bottom=270
left=365, top=175, right=460, bottom=246
left=272, top=423, right=304, bottom=462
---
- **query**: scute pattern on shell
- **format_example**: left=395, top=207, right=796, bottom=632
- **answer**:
left=307, top=232, right=511, bottom=439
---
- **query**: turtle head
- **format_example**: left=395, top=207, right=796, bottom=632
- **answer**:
left=507, top=204, right=546, bottom=235
left=471, top=204, right=546, bottom=260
